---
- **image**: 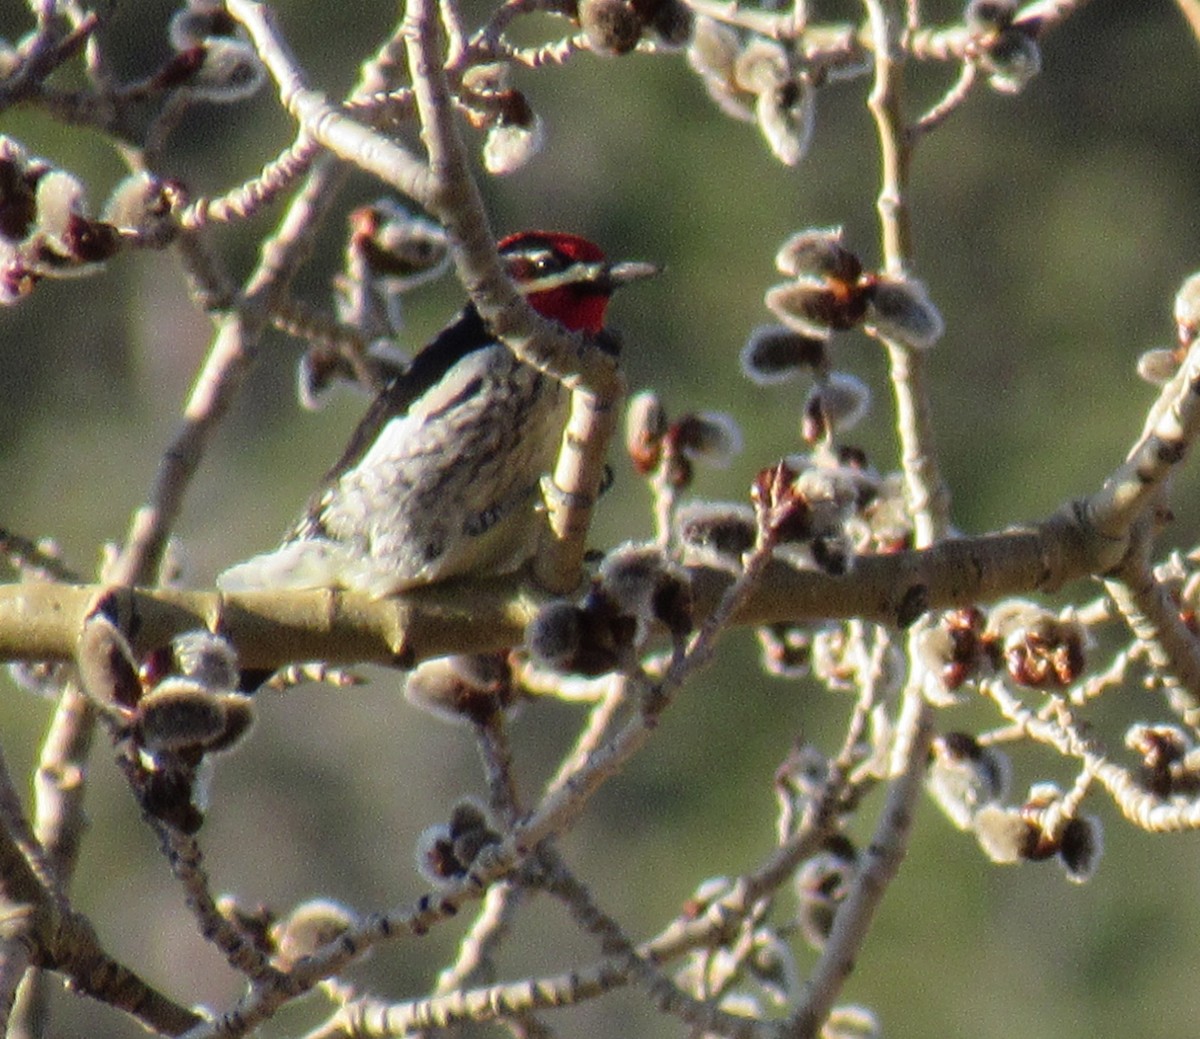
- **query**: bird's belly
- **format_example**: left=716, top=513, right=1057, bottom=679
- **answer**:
left=320, top=365, right=568, bottom=592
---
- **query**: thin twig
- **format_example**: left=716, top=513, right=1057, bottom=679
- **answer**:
left=178, top=134, right=323, bottom=230
left=1104, top=525, right=1200, bottom=722
left=782, top=681, right=932, bottom=1038
left=863, top=0, right=950, bottom=548
left=909, top=60, right=977, bottom=138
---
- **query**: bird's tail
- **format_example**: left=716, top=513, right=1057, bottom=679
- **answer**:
left=217, top=540, right=354, bottom=593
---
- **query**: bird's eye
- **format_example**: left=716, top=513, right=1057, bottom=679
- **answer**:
left=526, top=249, right=560, bottom=274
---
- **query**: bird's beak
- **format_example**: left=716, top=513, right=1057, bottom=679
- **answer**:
left=516, top=259, right=663, bottom=297
left=599, top=259, right=663, bottom=291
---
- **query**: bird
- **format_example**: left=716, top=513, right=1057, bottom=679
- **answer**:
left=218, top=230, right=659, bottom=598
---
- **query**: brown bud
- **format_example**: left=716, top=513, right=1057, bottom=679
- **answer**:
left=76, top=592, right=143, bottom=711
left=135, top=682, right=229, bottom=754
left=965, top=0, right=1017, bottom=35
left=667, top=411, right=742, bottom=468
left=765, top=278, right=869, bottom=338
left=675, top=500, right=757, bottom=570
left=598, top=542, right=693, bottom=639
left=980, top=26, right=1041, bottom=94
left=1057, top=814, right=1102, bottom=883
left=774, top=228, right=863, bottom=284
left=740, top=324, right=828, bottom=384
left=863, top=275, right=944, bottom=350
left=579, top=0, right=645, bottom=55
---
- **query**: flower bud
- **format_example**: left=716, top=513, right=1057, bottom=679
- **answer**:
left=1127, top=723, right=1198, bottom=797
left=777, top=742, right=831, bottom=804
left=774, top=228, right=863, bottom=284
left=752, top=459, right=809, bottom=542
left=33, top=170, right=86, bottom=248
left=297, top=348, right=358, bottom=412
left=350, top=201, right=450, bottom=287
left=76, top=598, right=142, bottom=711
left=6, top=660, right=66, bottom=700
left=823, top=1005, right=882, bottom=1039
left=26, top=168, right=120, bottom=271
left=917, top=606, right=989, bottom=695
left=207, top=695, right=255, bottom=753
left=181, top=38, right=266, bottom=103
left=791, top=464, right=860, bottom=531
left=169, top=1, right=240, bottom=50
left=101, top=172, right=179, bottom=242
left=745, top=930, right=798, bottom=1005
left=863, top=275, right=944, bottom=350
left=964, top=0, right=1017, bottom=34
left=668, top=411, right=742, bottom=468
left=597, top=542, right=693, bottom=638
left=732, top=38, right=787, bottom=95
left=272, top=898, right=360, bottom=969
left=981, top=27, right=1041, bottom=94
left=766, top=279, right=868, bottom=338
left=926, top=731, right=1010, bottom=829
left=525, top=590, right=639, bottom=676
left=645, top=0, right=693, bottom=48
left=987, top=601, right=1086, bottom=689
left=415, top=799, right=500, bottom=887
left=579, top=0, right=645, bottom=55
left=1057, top=814, right=1102, bottom=883
left=755, top=77, right=814, bottom=166
left=755, top=623, right=812, bottom=678
left=625, top=389, right=668, bottom=473
left=135, top=681, right=230, bottom=755
left=0, top=138, right=43, bottom=242
left=739, top=324, right=828, bottom=384
left=686, top=18, right=754, bottom=121
left=167, top=630, right=240, bottom=692
left=802, top=372, right=871, bottom=442
left=1136, top=346, right=1183, bottom=385
left=681, top=875, right=734, bottom=917
left=480, top=89, right=546, bottom=175
left=483, top=112, right=546, bottom=175
left=1174, top=271, right=1200, bottom=346
left=794, top=840, right=857, bottom=950
left=973, top=804, right=1037, bottom=864
left=404, top=655, right=515, bottom=726
left=58, top=214, right=123, bottom=267
left=525, top=600, right=585, bottom=671
left=675, top=500, right=757, bottom=570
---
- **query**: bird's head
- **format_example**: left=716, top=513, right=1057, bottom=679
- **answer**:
left=498, top=230, right=661, bottom=334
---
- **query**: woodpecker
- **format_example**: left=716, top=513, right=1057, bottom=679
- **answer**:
left=218, top=231, right=659, bottom=598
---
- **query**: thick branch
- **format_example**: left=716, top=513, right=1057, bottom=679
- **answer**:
left=0, top=506, right=1119, bottom=669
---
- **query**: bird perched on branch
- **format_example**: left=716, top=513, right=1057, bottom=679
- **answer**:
left=218, top=231, right=659, bottom=598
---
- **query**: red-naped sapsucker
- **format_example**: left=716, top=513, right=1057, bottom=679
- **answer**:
left=218, top=231, right=658, bottom=597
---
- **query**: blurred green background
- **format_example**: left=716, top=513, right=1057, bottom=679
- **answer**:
left=3, top=1, right=1200, bottom=1036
